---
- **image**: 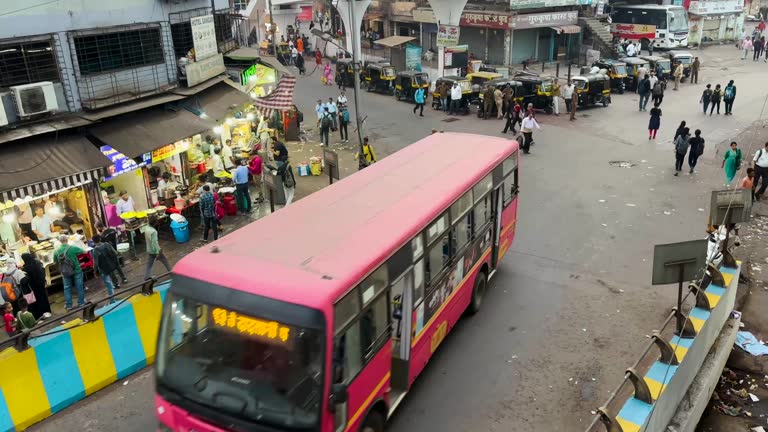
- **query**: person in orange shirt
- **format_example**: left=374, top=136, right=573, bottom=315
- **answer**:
left=296, top=36, right=304, bottom=54
left=741, top=167, right=755, bottom=201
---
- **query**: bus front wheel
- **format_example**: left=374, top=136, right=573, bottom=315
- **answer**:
left=361, top=410, right=385, bottom=432
left=468, top=271, right=487, bottom=314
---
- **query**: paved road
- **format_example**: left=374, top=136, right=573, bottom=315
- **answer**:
left=30, top=44, right=768, bottom=432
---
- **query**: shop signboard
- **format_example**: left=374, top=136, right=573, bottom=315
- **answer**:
left=510, top=0, right=592, bottom=10
left=610, top=23, right=657, bottom=39
left=444, top=45, right=468, bottom=68
left=460, top=12, right=512, bottom=29
left=412, top=9, right=436, bottom=23
left=186, top=53, right=226, bottom=87
left=510, top=11, right=578, bottom=29
left=297, top=5, right=313, bottom=22
left=405, top=44, right=423, bottom=71
left=152, top=141, right=191, bottom=164
left=191, top=14, right=218, bottom=61
left=437, top=24, right=460, bottom=47
left=688, top=0, right=744, bottom=15
left=101, top=146, right=151, bottom=180
left=241, top=63, right=277, bottom=87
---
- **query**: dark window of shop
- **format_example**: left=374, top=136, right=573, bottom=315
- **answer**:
left=214, top=13, right=235, bottom=46
left=170, top=22, right=194, bottom=60
left=0, top=40, right=59, bottom=88
left=73, top=28, right=164, bottom=75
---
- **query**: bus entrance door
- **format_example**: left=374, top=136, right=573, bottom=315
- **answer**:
left=491, top=185, right=503, bottom=269
left=389, top=269, right=413, bottom=413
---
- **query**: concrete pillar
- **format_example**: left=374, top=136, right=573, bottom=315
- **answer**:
left=430, top=0, right=470, bottom=77
left=504, top=29, right=512, bottom=66
left=335, top=0, right=372, bottom=56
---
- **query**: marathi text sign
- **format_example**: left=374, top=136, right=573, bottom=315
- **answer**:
left=510, top=11, right=578, bottom=29
left=437, top=25, right=460, bottom=47
left=610, top=23, right=657, bottom=39
left=459, top=12, right=512, bottom=29
left=688, top=0, right=744, bottom=14
left=152, top=140, right=191, bottom=164
left=510, top=0, right=592, bottom=9
left=191, top=15, right=217, bottom=60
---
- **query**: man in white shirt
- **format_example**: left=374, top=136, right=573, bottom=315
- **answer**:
left=648, top=72, right=659, bottom=93
left=562, top=80, right=575, bottom=113
left=449, top=83, right=462, bottom=115
left=115, top=191, right=135, bottom=216
left=636, top=66, right=648, bottom=92
left=221, top=139, right=235, bottom=170
left=337, top=91, right=348, bottom=108
left=325, top=97, right=338, bottom=130
left=31, top=207, right=54, bottom=240
left=520, top=113, right=541, bottom=154
left=17, top=202, right=34, bottom=239
left=626, top=42, right=637, bottom=57
left=754, top=142, right=768, bottom=200
left=315, top=99, right=324, bottom=122
left=290, top=46, right=298, bottom=65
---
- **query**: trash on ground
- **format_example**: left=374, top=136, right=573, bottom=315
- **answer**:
left=736, top=331, right=768, bottom=356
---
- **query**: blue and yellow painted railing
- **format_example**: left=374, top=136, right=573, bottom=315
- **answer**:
left=589, top=262, right=740, bottom=432
left=0, top=282, right=170, bottom=432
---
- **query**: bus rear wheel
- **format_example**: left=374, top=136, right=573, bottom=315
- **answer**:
left=361, top=410, right=385, bottom=432
left=468, top=271, right=487, bottom=314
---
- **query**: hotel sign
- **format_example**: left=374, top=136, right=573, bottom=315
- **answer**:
left=185, top=53, right=226, bottom=87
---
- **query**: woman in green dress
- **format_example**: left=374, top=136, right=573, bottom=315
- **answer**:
left=721, top=141, right=742, bottom=184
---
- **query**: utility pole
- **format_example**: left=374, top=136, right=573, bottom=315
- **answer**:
left=347, top=0, right=365, bottom=153
left=267, top=0, right=278, bottom=59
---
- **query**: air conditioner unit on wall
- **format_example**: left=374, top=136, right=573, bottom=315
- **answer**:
left=10, top=81, right=58, bottom=117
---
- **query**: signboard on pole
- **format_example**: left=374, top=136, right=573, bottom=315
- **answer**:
left=191, top=14, right=218, bottom=61
left=710, top=189, right=752, bottom=225
left=405, top=44, right=422, bottom=71
left=437, top=25, right=460, bottom=47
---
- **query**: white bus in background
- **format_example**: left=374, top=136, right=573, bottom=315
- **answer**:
left=610, top=5, right=689, bottom=49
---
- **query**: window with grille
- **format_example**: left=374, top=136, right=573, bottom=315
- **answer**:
left=0, top=40, right=59, bottom=88
left=73, top=28, right=164, bottom=75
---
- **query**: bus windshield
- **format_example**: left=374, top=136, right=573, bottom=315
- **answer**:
left=156, top=293, right=324, bottom=430
left=668, top=9, right=688, bottom=33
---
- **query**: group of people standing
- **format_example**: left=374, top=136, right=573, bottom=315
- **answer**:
left=699, top=81, right=737, bottom=115
left=316, top=93, right=351, bottom=145
left=671, top=121, right=706, bottom=176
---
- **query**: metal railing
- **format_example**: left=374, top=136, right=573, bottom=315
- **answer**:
left=0, top=272, right=171, bottom=353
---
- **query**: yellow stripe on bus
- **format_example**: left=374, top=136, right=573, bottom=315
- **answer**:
left=345, top=372, right=390, bottom=431
left=412, top=249, right=492, bottom=348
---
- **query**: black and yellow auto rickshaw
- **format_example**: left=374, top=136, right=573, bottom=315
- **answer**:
left=394, top=70, right=430, bottom=102
left=513, top=72, right=555, bottom=114
left=592, top=59, right=628, bottom=94
left=573, top=73, right=611, bottom=107
left=362, top=62, right=397, bottom=94
left=431, top=76, right=471, bottom=114
left=476, top=78, right=524, bottom=118
left=335, top=60, right=355, bottom=88
left=666, top=50, right=694, bottom=81
left=640, top=55, right=672, bottom=80
left=466, top=71, right=503, bottom=104
left=619, top=57, right=650, bottom=91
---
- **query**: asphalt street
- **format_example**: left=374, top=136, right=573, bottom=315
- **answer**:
left=29, top=43, right=768, bottom=432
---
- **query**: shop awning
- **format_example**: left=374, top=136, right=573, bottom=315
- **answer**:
left=193, top=81, right=252, bottom=123
left=252, top=74, right=297, bottom=117
left=551, top=25, right=581, bottom=34
left=224, top=48, right=291, bottom=76
left=88, top=107, right=216, bottom=159
left=374, top=36, right=417, bottom=47
left=0, top=133, right=109, bottom=202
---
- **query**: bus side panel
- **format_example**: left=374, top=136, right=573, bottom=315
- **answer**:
left=498, top=198, right=518, bottom=263
left=343, top=340, right=391, bottom=432
left=408, top=247, right=492, bottom=385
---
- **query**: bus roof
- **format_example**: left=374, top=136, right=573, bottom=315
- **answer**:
left=173, top=133, right=518, bottom=309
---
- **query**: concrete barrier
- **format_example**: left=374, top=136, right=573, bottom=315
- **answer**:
left=0, top=284, right=169, bottom=432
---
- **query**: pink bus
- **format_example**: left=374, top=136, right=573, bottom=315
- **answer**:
left=154, top=133, right=519, bottom=432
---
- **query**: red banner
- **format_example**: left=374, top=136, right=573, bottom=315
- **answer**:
left=460, top=12, right=511, bottom=30
left=297, top=5, right=312, bottom=22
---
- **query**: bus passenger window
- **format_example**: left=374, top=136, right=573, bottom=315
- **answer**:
left=413, top=259, right=425, bottom=306
left=333, top=321, right=362, bottom=383
left=502, top=171, right=518, bottom=208
left=454, top=213, right=472, bottom=252
left=427, top=233, right=450, bottom=281
left=361, top=295, right=389, bottom=358
left=473, top=195, right=491, bottom=231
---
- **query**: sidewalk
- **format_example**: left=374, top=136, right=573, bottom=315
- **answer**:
left=21, top=133, right=364, bottom=328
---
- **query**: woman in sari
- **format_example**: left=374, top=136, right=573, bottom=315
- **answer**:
left=722, top=141, right=743, bottom=185
left=323, top=62, right=334, bottom=86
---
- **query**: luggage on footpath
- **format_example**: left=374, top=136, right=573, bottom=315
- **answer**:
left=309, top=157, right=323, bottom=176
left=297, top=162, right=311, bottom=176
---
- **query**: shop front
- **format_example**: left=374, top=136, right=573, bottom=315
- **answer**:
left=510, top=11, right=580, bottom=64
left=223, top=47, right=285, bottom=98
left=459, top=11, right=512, bottom=65
left=0, top=131, right=110, bottom=284
left=688, top=0, right=745, bottom=44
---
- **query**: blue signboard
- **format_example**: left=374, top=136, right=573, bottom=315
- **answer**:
left=405, top=44, right=422, bottom=72
left=100, top=145, right=151, bottom=180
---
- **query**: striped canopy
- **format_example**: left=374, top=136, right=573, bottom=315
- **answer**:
left=252, top=74, right=297, bottom=117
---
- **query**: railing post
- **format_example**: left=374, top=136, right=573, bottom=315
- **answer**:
left=82, top=302, right=97, bottom=321
left=689, top=281, right=712, bottom=311
left=626, top=367, right=653, bottom=404
left=705, top=262, right=725, bottom=287
left=651, top=331, right=679, bottom=365
left=597, top=407, right=624, bottom=432
left=672, top=308, right=697, bottom=338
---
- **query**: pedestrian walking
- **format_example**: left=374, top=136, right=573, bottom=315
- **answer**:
left=433, top=84, right=443, bottom=112
left=413, top=86, right=426, bottom=117
left=339, top=106, right=350, bottom=142
left=233, top=159, right=251, bottom=214
left=295, top=51, right=305, bottom=75
left=690, top=57, right=700, bottom=84
left=551, top=81, right=561, bottom=116
left=53, top=236, right=86, bottom=310
left=752, top=142, right=768, bottom=200
left=673, top=121, right=687, bottom=142
left=14, top=299, right=36, bottom=332
left=337, top=68, right=347, bottom=91
left=648, top=102, right=662, bottom=140
left=143, top=218, right=171, bottom=280
left=722, top=141, right=743, bottom=185
left=482, top=86, right=494, bottom=119
left=723, top=80, right=737, bottom=115
left=638, top=74, right=651, bottom=111
left=441, top=82, right=450, bottom=113
left=1, top=258, right=29, bottom=315
left=673, top=127, right=691, bottom=176
left=562, top=80, right=575, bottom=113
left=688, top=129, right=705, bottom=174
left=494, top=86, right=504, bottom=118
left=637, top=65, right=649, bottom=92
left=449, top=82, right=462, bottom=115
left=319, top=107, right=332, bottom=146
left=651, top=78, right=666, bottom=106
left=502, top=85, right=513, bottom=116
left=326, top=97, right=338, bottom=130
left=520, top=112, right=540, bottom=154
left=742, top=168, right=756, bottom=202
left=199, top=186, right=219, bottom=242
left=754, top=36, right=765, bottom=61
left=248, top=150, right=264, bottom=203
left=20, top=253, right=51, bottom=319
left=710, top=84, right=722, bottom=115
left=502, top=101, right=521, bottom=134
left=648, top=39, right=655, bottom=55
left=742, top=36, right=753, bottom=60
left=337, top=91, right=348, bottom=109
left=700, top=84, right=713, bottom=114
left=3, top=303, right=15, bottom=337
left=673, top=62, right=683, bottom=90
left=359, top=137, right=377, bottom=169
left=323, top=62, right=334, bottom=85
left=91, top=235, right=120, bottom=303
left=570, top=89, right=578, bottom=121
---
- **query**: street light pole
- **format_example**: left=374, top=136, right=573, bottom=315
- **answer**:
left=347, top=0, right=365, bottom=151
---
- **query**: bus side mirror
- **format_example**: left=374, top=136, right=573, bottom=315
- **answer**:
left=331, top=383, right=348, bottom=405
